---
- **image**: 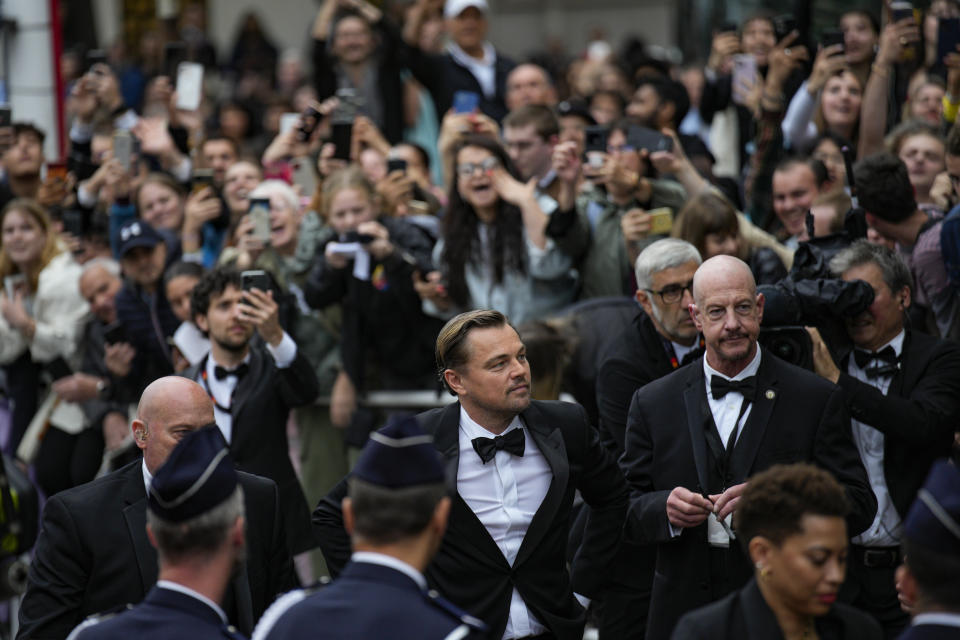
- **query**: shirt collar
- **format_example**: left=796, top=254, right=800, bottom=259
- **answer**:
left=142, top=459, right=154, bottom=494
left=858, top=329, right=906, bottom=358
left=446, top=40, right=496, bottom=69
left=156, top=580, right=228, bottom=623
left=912, top=613, right=960, bottom=628
left=351, top=552, right=428, bottom=591
left=205, top=352, right=251, bottom=378
left=458, top=405, right=523, bottom=440
left=703, top=344, right=763, bottom=383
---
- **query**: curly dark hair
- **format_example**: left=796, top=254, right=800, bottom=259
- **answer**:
left=442, top=136, right=528, bottom=309
left=853, top=152, right=917, bottom=223
left=734, top=463, right=848, bottom=552
left=190, top=266, right=242, bottom=326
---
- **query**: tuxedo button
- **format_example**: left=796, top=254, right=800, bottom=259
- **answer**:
left=699, top=581, right=708, bottom=590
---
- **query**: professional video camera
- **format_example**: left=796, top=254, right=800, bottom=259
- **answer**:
left=759, top=146, right=874, bottom=370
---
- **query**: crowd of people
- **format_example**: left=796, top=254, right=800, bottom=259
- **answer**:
left=1, top=0, right=960, bottom=638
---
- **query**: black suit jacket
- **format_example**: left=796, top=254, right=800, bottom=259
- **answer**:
left=182, top=342, right=320, bottom=554
left=837, top=330, right=960, bottom=519
left=594, top=310, right=700, bottom=594
left=18, top=460, right=296, bottom=640
left=671, top=578, right=883, bottom=640
left=622, top=351, right=876, bottom=640
left=402, top=42, right=515, bottom=123
left=313, top=400, right=627, bottom=640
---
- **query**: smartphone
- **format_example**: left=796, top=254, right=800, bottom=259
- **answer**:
left=0, top=105, right=11, bottom=128
left=190, top=168, right=214, bottom=195
left=3, top=274, right=24, bottom=301
left=343, top=230, right=376, bottom=244
left=939, top=17, right=960, bottom=64
left=717, top=21, right=739, bottom=35
left=85, top=49, right=107, bottom=73
left=820, top=28, right=845, bottom=52
left=387, top=157, right=408, bottom=174
left=248, top=198, right=271, bottom=243
left=46, top=357, right=73, bottom=381
left=648, top=207, right=674, bottom=235
left=331, top=123, right=352, bottom=161
left=452, top=90, right=480, bottom=114
left=62, top=210, right=85, bottom=238
left=628, top=126, right=673, bottom=153
left=46, top=161, right=68, bottom=181
left=773, top=14, right=797, bottom=42
left=163, top=42, right=186, bottom=78
left=280, top=112, right=301, bottom=136
left=890, top=1, right=914, bottom=24
left=113, top=131, right=134, bottom=171
left=297, top=102, right=323, bottom=142
left=731, top=53, right=758, bottom=106
left=175, top=62, right=204, bottom=111
left=103, top=320, right=127, bottom=345
left=241, top=270, right=270, bottom=293
left=584, top=125, right=609, bottom=167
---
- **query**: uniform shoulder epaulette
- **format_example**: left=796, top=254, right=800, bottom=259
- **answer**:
left=250, top=579, right=329, bottom=640
left=424, top=588, right=488, bottom=636
left=65, top=603, right=134, bottom=640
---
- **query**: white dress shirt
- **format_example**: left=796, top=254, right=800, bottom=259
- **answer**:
left=198, top=332, right=297, bottom=445
left=695, top=346, right=763, bottom=546
left=447, top=41, right=497, bottom=98
left=457, top=407, right=551, bottom=639
left=703, top=346, right=762, bottom=447
left=849, top=330, right=905, bottom=547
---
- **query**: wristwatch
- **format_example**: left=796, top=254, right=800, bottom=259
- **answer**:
left=96, top=378, right=111, bottom=400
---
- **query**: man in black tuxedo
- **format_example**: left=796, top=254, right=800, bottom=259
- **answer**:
left=593, top=238, right=702, bottom=639
left=184, top=267, right=319, bottom=555
left=314, top=309, right=627, bottom=640
left=18, top=377, right=296, bottom=639
left=805, top=241, right=960, bottom=639
left=621, top=255, right=876, bottom=640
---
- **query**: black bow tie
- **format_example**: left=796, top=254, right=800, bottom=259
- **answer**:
left=472, top=428, right=525, bottom=463
left=214, top=363, right=249, bottom=381
left=853, top=346, right=897, bottom=370
left=710, top=375, right=757, bottom=401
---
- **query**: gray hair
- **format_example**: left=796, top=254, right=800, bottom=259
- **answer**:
left=147, top=485, right=244, bottom=564
left=249, top=180, right=300, bottom=213
left=80, top=257, right=121, bottom=279
left=634, top=238, right=702, bottom=291
left=829, top=239, right=913, bottom=296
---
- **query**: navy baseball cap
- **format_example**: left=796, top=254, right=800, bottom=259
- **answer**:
left=903, top=460, right=960, bottom=556
left=148, top=425, right=238, bottom=523
left=118, top=220, right=163, bottom=258
left=353, top=415, right=444, bottom=488
left=556, top=99, right=596, bottom=126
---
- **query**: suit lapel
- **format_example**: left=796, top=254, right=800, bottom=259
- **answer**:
left=424, top=404, right=510, bottom=567
left=514, top=403, right=568, bottom=567
left=229, top=348, right=264, bottom=451
left=728, top=354, right=778, bottom=483
left=120, top=463, right=156, bottom=594
left=683, top=365, right=711, bottom=495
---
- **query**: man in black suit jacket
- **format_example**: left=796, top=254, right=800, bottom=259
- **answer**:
left=806, top=241, right=960, bottom=639
left=593, top=239, right=702, bottom=639
left=314, top=309, right=627, bottom=640
left=18, top=377, right=296, bottom=640
left=184, top=267, right=320, bottom=555
left=622, top=255, right=876, bottom=640
left=402, top=0, right=515, bottom=123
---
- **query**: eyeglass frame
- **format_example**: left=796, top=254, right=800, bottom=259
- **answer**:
left=644, top=279, right=694, bottom=304
left=456, top=156, right=500, bottom=177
